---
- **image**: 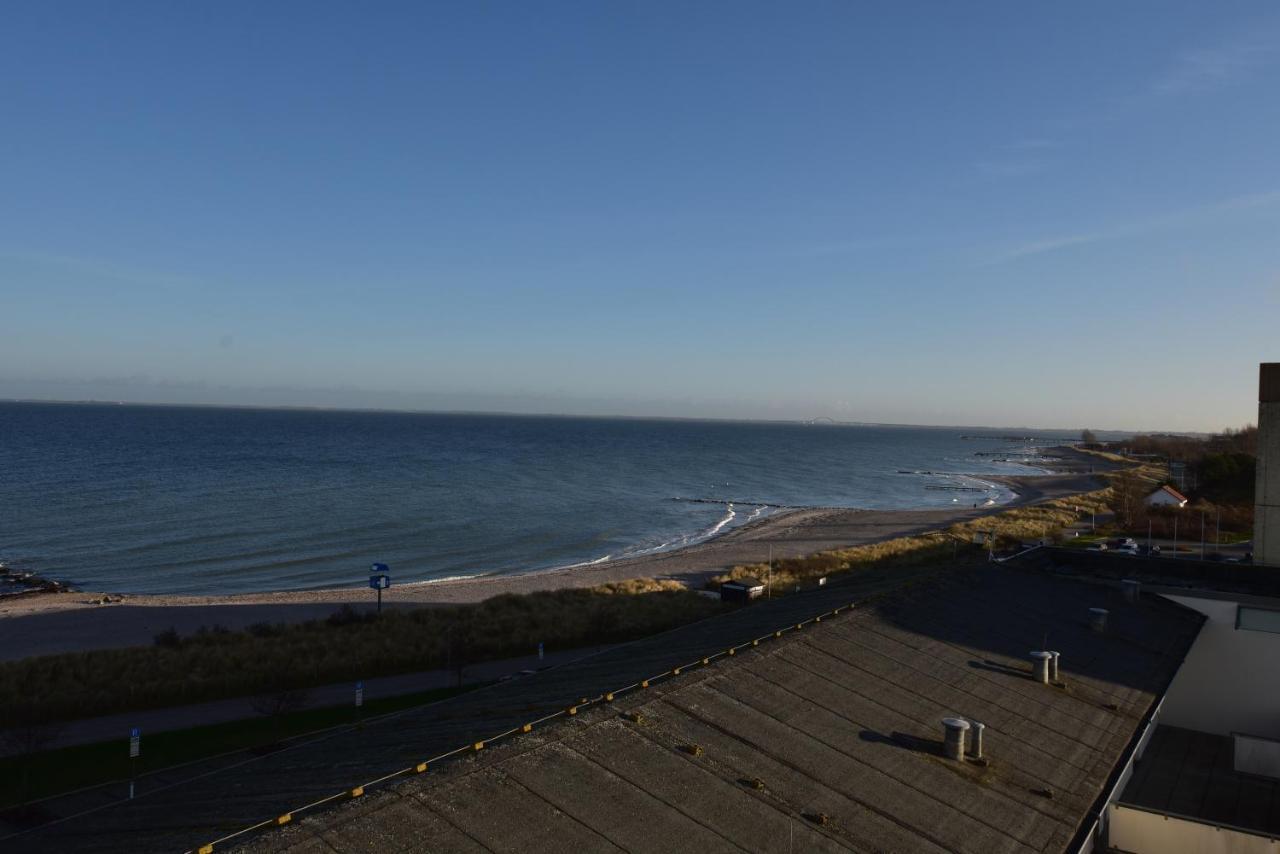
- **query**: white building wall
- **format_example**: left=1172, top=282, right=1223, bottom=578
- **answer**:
left=1109, top=804, right=1280, bottom=854
left=1160, top=594, right=1280, bottom=739
left=1145, top=490, right=1184, bottom=507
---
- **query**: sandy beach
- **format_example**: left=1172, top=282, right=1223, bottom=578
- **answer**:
left=0, top=448, right=1112, bottom=661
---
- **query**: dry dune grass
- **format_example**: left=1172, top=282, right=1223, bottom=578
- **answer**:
left=711, top=487, right=1116, bottom=592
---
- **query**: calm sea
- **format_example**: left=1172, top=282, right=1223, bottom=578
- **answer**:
left=0, top=403, right=1072, bottom=595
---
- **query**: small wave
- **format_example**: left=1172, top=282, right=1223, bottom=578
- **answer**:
left=400, top=573, right=489, bottom=586
left=558, top=553, right=613, bottom=570
left=703, top=504, right=737, bottom=538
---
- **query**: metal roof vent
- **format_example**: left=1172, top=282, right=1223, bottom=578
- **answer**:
left=1122, top=579, right=1140, bottom=602
left=1030, top=650, right=1052, bottom=684
left=942, top=717, right=970, bottom=760
left=1089, top=607, right=1109, bottom=633
left=1048, top=651, right=1060, bottom=683
left=967, top=721, right=985, bottom=759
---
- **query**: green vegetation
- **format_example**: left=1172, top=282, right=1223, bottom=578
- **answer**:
left=0, top=579, right=719, bottom=725
left=1197, top=452, right=1256, bottom=505
left=0, top=683, right=478, bottom=811
left=1100, top=429, right=1256, bottom=540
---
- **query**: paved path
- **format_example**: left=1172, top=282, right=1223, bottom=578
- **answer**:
left=0, top=645, right=615, bottom=757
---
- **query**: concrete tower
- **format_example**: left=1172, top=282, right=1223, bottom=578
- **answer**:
left=1256, top=363, right=1280, bottom=566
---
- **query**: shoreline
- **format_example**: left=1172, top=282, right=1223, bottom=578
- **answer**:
left=0, top=447, right=1113, bottom=660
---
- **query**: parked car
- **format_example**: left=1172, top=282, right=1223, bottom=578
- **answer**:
left=1114, top=544, right=1139, bottom=555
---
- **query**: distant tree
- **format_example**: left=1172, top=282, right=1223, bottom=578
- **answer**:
left=1196, top=453, right=1256, bottom=504
left=1081, top=429, right=1098, bottom=445
left=1109, top=469, right=1147, bottom=529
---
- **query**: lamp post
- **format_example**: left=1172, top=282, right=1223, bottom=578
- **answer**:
left=767, top=544, right=773, bottom=598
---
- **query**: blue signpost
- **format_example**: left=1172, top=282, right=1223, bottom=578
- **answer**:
left=128, top=727, right=140, bottom=799
left=369, top=563, right=390, bottom=613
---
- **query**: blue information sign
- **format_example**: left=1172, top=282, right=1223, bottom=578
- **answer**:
left=369, top=563, right=391, bottom=611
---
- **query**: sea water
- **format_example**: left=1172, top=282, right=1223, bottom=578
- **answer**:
left=0, top=402, right=1072, bottom=594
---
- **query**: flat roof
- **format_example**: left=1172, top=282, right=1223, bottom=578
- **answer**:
left=1120, top=725, right=1280, bottom=836
left=245, top=566, right=1201, bottom=854
left=1029, top=548, right=1280, bottom=599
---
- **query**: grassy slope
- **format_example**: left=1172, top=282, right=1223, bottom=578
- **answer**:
left=0, top=580, right=720, bottom=725
left=0, top=684, right=478, bottom=812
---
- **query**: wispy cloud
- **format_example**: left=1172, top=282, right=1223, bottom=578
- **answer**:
left=971, top=25, right=1279, bottom=183
left=971, top=138, right=1060, bottom=182
left=973, top=158, right=1049, bottom=180
left=1004, top=138, right=1058, bottom=152
left=1152, top=30, right=1277, bottom=96
left=991, top=189, right=1280, bottom=264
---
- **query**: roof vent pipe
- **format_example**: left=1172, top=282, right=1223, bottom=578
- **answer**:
left=1030, top=651, right=1052, bottom=684
left=942, top=717, right=969, bottom=760
left=1122, top=579, right=1140, bottom=603
left=1048, top=651, right=1060, bottom=683
left=967, top=721, right=985, bottom=759
left=1089, top=608, right=1109, bottom=633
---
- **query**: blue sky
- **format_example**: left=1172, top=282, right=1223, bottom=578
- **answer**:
left=2, top=2, right=1277, bottom=431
